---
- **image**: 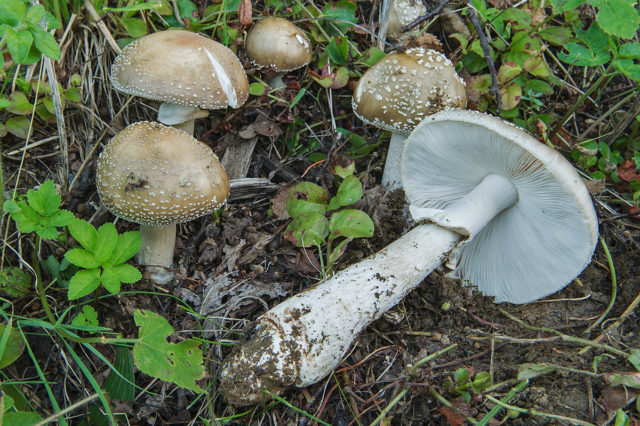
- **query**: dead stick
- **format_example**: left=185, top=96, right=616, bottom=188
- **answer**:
left=467, top=7, right=501, bottom=112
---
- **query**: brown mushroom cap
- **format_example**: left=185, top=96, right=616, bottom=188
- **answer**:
left=111, top=30, right=249, bottom=110
left=352, top=48, right=467, bottom=134
left=245, top=17, right=312, bottom=72
left=388, top=0, right=426, bottom=38
left=96, top=121, right=230, bottom=225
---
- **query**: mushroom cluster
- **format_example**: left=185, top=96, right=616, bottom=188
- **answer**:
left=96, top=121, right=229, bottom=284
left=218, top=110, right=598, bottom=405
left=353, top=47, right=467, bottom=188
left=111, top=30, right=249, bottom=134
left=244, top=17, right=312, bottom=89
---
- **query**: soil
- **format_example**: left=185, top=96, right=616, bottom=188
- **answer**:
left=1, top=4, right=640, bottom=426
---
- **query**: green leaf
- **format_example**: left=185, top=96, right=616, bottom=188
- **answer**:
left=45, top=209, right=74, bottom=227
left=6, top=91, right=34, bottom=115
left=100, top=266, right=122, bottom=295
left=110, top=231, right=141, bottom=265
left=110, top=264, right=142, bottom=284
left=559, top=42, right=610, bottom=66
left=35, top=225, right=59, bottom=240
left=71, top=305, right=99, bottom=327
left=0, top=267, right=31, bottom=297
left=500, top=82, right=522, bottom=110
left=613, top=58, right=640, bottom=81
left=328, top=209, right=374, bottom=241
left=94, top=222, right=119, bottom=264
left=589, top=0, right=640, bottom=39
left=133, top=310, right=205, bottom=392
left=327, top=236, right=352, bottom=266
left=359, top=46, right=386, bottom=67
left=497, top=62, right=522, bottom=84
left=5, top=28, right=33, bottom=64
left=24, top=3, right=45, bottom=25
left=5, top=116, right=31, bottom=138
left=523, top=79, right=554, bottom=95
left=65, top=248, right=100, bottom=269
left=454, top=367, right=470, bottom=383
left=524, top=56, right=551, bottom=77
left=629, top=348, right=640, bottom=371
left=249, top=81, right=268, bottom=96
left=539, top=26, right=574, bottom=46
left=284, top=212, right=329, bottom=248
left=29, top=25, right=61, bottom=60
left=320, top=1, right=357, bottom=34
left=286, top=182, right=329, bottom=218
left=517, top=362, right=556, bottom=380
left=604, top=372, right=640, bottom=389
left=326, top=36, right=349, bottom=65
left=103, top=346, right=135, bottom=401
left=3, top=411, right=43, bottom=425
left=0, top=0, right=27, bottom=25
left=120, top=17, right=148, bottom=38
left=328, top=175, right=362, bottom=210
left=471, top=372, right=492, bottom=392
left=27, top=181, right=61, bottom=216
left=68, top=218, right=98, bottom=252
left=68, top=268, right=101, bottom=300
left=0, top=323, right=25, bottom=368
left=332, top=162, right=355, bottom=179
left=549, top=0, right=583, bottom=13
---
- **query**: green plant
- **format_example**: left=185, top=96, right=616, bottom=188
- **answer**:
left=445, top=367, right=493, bottom=404
left=284, top=162, right=374, bottom=276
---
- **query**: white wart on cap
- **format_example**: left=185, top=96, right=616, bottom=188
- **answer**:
left=245, top=17, right=312, bottom=73
left=388, top=0, right=426, bottom=39
left=402, top=110, right=599, bottom=303
left=353, top=47, right=466, bottom=187
left=96, top=121, right=229, bottom=283
left=111, top=30, right=249, bottom=128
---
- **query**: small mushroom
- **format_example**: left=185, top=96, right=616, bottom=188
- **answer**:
left=96, top=121, right=229, bottom=284
left=244, top=17, right=312, bottom=89
left=111, top=30, right=249, bottom=134
left=387, top=0, right=426, bottom=39
left=352, top=47, right=466, bottom=189
left=218, top=110, right=598, bottom=405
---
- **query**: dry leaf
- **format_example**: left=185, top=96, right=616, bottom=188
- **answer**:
left=618, top=160, right=640, bottom=183
left=238, top=0, right=252, bottom=26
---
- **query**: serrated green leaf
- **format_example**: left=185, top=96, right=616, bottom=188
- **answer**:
left=94, top=223, right=118, bottom=264
left=589, top=0, right=640, bottom=39
left=559, top=42, right=610, bottom=66
left=0, top=323, right=25, bottom=368
left=35, top=226, right=59, bottom=240
left=549, top=0, right=583, bottom=13
left=284, top=212, right=329, bottom=247
left=576, top=22, right=610, bottom=51
left=45, top=209, right=74, bottom=227
left=133, top=309, right=205, bottom=392
left=68, top=268, right=101, bottom=300
left=6, top=91, right=33, bottom=115
left=100, top=266, right=122, bottom=295
left=328, top=176, right=362, bottom=211
left=110, top=231, right=141, bottom=265
left=68, top=218, right=97, bottom=252
left=65, top=248, right=100, bottom=269
left=71, top=305, right=99, bottom=327
left=3, top=199, right=21, bottom=214
left=103, top=346, right=135, bottom=401
left=328, top=209, right=374, bottom=241
left=614, top=59, right=640, bottom=81
left=110, top=264, right=142, bottom=284
left=28, top=181, right=60, bottom=216
left=5, top=28, right=33, bottom=64
left=29, top=25, right=61, bottom=60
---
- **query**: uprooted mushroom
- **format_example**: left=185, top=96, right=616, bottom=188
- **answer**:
left=217, top=110, right=599, bottom=405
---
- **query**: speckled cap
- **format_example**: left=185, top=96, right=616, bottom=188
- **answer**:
left=352, top=48, right=467, bottom=134
left=244, top=17, right=312, bottom=72
left=111, top=30, right=249, bottom=110
left=388, top=0, right=426, bottom=38
left=96, top=121, right=230, bottom=225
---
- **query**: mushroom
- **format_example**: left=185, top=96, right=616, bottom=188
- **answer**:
left=111, top=30, right=249, bottom=134
left=352, top=47, right=466, bottom=189
left=387, top=0, right=426, bottom=39
left=218, top=110, right=598, bottom=405
left=96, top=121, right=229, bottom=284
left=244, top=17, right=312, bottom=89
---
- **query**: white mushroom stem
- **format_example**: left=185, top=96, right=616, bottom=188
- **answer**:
left=157, top=103, right=209, bottom=135
left=219, top=173, right=518, bottom=405
left=381, top=133, right=408, bottom=189
left=137, top=224, right=176, bottom=285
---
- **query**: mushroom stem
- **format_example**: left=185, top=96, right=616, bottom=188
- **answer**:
left=219, top=173, right=519, bottom=405
left=137, top=224, right=177, bottom=285
left=266, top=74, right=286, bottom=90
left=381, top=132, right=408, bottom=189
left=157, top=103, right=209, bottom=135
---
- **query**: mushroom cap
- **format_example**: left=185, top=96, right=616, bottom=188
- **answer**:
left=96, top=121, right=230, bottom=226
left=388, top=0, right=426, bottom=38
left=111, top=30, right=249, bottom=110
left=352, top=48, right=467, bottom=135
left=244, top=17, right=312, bottom=72
left=401, top=110, right=599, bottom=304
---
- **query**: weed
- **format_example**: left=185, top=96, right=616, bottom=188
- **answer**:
left=284, top=162, right=374, bottom=276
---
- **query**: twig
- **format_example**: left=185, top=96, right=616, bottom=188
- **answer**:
left=83, top=0, right=122, bottom=54
left=483, top=393, right=596, bottom=426
left=466, top=7, right=501, bottom=112
left=584, top=237, right=616, bottom=334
